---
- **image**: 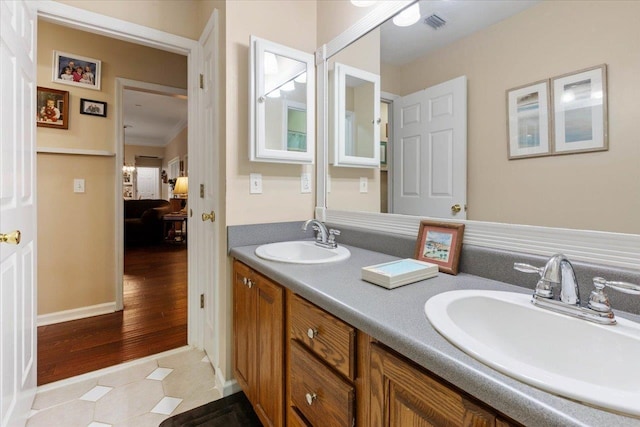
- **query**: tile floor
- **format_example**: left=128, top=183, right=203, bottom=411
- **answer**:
left=28, top=347, right=222, bottom=427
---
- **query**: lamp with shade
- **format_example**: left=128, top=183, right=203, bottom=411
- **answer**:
left=173, top=176, right=188, bottom=213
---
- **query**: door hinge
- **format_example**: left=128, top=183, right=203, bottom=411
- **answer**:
left=200, top=293, right=205, bottom=309
left=199, top=73, right=204, bottom=89
left=200, top=183, right=205, bottom=198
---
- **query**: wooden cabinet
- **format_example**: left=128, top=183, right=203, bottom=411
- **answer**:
left=370, top=343, right=520, bottom=427
left=233, top=261, right=284, bottom=427
left=232, top=260, right=522, bottom=427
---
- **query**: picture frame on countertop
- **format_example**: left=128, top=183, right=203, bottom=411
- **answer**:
left=414, top=220, right=465, bottom=275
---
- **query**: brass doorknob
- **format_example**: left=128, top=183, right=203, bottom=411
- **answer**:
left=451, top=204, right=462, bottom=214
left=202, top=211, right=215, bottom=222
left=1, top=230, right=21, bottom=245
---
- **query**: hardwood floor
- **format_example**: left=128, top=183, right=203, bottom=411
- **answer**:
left=37, top=244, right=188, bottom=385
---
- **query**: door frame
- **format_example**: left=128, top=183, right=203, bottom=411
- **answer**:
left=36, top=2, right=213, bottom=351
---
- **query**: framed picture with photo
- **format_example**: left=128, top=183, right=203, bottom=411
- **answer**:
left=36, top=86, right=69, bottom=129
left=551, top=64, right=607, bottom=155
left=52, top=50, right=102, bottom=91
left=80, top=98, right=107, bottom=117
left=414, top=220, right=465, bottom=275
left=506, top=79, right=551, bottom=159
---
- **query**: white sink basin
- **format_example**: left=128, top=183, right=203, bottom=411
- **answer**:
left=425, top=290, right=640, bottom=416
left=255, top=241, right=350, bottom=264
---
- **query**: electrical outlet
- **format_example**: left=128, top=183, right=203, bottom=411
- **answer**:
left=301, top=173, right=311, bottom=193
left=74, top=178, right=85, bottom=193
left=250, top=173, right=262, bottom=194
left=360, top=177, right=368, bottom=193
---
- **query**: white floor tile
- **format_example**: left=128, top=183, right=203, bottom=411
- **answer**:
left=88, top=422, right=112, bottom=427
left=80, top=385, right=113, bottom=402
left=145, top=367, right=173, bottom=381
left=201, top=355, right=209, bottom=363
left=150, top=396, right=183, bottom=415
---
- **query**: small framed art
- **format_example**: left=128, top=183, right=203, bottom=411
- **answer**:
left=414, top=220, right=465, bottom=275
left=80, top=98, right=107, bottom=117
left=37, top=86, right=69, bottom=129
left=506, top=80, right=551, bottom=159
left=52, top=50, right=102, bottom=91
left=551, top=64, right=607, bottom=155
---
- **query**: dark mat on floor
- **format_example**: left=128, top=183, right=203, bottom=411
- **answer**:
left=159, top=392, right=262, bottom=427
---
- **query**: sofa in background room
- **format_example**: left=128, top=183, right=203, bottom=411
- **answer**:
left=124, top=199, right=172, bottom=246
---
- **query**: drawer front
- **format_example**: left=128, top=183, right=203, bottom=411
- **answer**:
left=290, top=341, right=354, bottom=427
left=290, top=293, right=355, bottom=379
left=288, top=406, right=312, bottom=427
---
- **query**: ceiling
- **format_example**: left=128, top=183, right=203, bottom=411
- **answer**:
left=123, top=89, right=188, bottom=147
left=380, top=0, right=540, bottom=66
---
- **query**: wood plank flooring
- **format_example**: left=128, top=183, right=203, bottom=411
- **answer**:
left=37, top=244, right=188, bottom=385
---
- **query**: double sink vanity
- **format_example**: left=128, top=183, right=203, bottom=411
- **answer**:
left=229, top=221, right=640, bottom=427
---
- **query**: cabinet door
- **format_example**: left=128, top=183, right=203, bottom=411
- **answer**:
left=233, top=261, right=256, bottom=399
left=254, top=276, right=285, bottom=427
left=370, top=344, right=496, bottom=427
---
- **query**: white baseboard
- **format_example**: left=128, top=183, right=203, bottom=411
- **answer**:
left=37, top=302, right=117, bottom=326
left=215, top=367, right=241, bottom=397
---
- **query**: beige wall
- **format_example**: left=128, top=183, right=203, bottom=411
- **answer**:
left=37, top=21, right=187, bottom=315
left=384, top=1, right=640, bottom=234
left=224, top=0, right=317, bottom=225
left=55, top=0, right=212, bottom=41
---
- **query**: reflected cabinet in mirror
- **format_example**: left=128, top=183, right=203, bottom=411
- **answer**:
left=250, top=36, right=315, bottom=164
left=332, top=62, right=380, bottom=168
left=321, top=0, right=640, bottom=234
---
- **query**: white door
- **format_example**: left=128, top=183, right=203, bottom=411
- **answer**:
left=198, top=12, right=220, bottom=372
left=0, top=1, right=38, bottom=425
left=393, top=76, right=467, bottom=219
left=136, top=167, right=160, bottom=199
left=167, top=157, right=180, bottom=198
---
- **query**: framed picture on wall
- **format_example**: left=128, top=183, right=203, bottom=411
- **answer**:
left=506, top=80, right=551, bottom=159
left=37, top=86, right=69, bottom=129
left=551, top=64, right=608, bottom=155
left=52, top=50, right=102, bottom=91
left=414, top=220, right=465, bottom=275
left=80, top=98, right=107, bottom=117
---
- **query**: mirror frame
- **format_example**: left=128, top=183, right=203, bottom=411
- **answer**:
left=314, top=0, right=640, bottom=270
left=250, top=35, right=315, bottom=164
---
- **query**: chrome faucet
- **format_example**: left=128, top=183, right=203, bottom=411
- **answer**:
left=515, top=253, right=640, bottom=325
left=302, top=219, right=340, bottom=249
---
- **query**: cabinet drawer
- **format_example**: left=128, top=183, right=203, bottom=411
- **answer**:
left=289, top=293, right=356, bottom=379
left=290, top=341, right=354, bottom=427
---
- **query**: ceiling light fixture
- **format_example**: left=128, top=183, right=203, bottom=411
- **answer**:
left=393, top=3, right=421, bottom=27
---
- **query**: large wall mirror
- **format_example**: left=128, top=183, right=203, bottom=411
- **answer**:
left=320, top=0, right=640, bottom=236
left=250, top=36, right=315, bottom=164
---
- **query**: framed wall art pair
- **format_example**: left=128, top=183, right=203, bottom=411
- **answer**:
left=506, top=64, right=607, bottom=159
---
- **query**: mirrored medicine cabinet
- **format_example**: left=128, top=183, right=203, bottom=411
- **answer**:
left=249, top=35, right=315, bottom=164
left=331, top=62, right=381, bottom=168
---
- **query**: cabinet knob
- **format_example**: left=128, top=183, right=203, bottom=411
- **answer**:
left=307, top=328, right=318, bottom=339
left=305, top=392, right=317, bottom=406
left=242, top=277, right=253, bottom=288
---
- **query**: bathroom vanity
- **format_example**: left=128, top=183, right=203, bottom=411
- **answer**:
left=229, top=234, right=640, bottom=427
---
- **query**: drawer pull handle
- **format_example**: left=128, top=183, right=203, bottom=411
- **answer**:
left=307, top=328, right=318, bottom=339
left=305, top=392, right=317, bottom=406
left=242, top=277, right=253, bottom=288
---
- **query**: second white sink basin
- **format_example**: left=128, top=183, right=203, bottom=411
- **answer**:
left=425, top=290, right=640, bottom=417
left=255, top=241, right=350, bottom=264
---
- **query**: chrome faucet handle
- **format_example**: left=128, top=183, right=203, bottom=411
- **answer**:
left=514, top=263, right=543, bottom=276
left=592, top=276, right=640, bottom=296
left=327, top=229, right=341, bottom=247
left=514, top=262, right=552, bottom=298
left=587, top=277, right=613, bottom=312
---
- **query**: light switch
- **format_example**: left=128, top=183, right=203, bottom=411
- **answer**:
left=301, top=173, right=311, bottom=193
left=250, top=173, right=262, bottom=194
left=360, top=177, right=368, bottom=193
left=74, top=178, right=85, bottom=193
